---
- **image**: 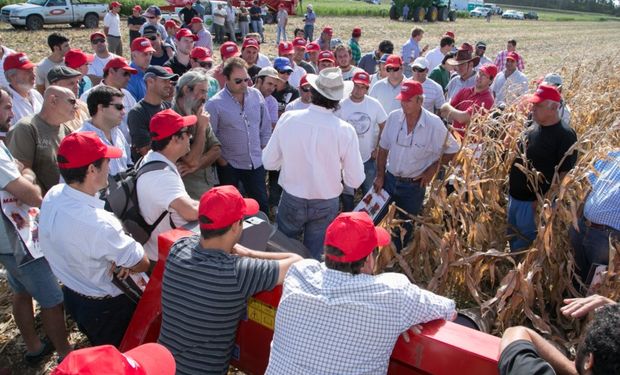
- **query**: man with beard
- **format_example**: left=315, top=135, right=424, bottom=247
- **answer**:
left=128, top=66, right=176, bottom=159
left=127, top=37, right=156, bottom=102
left=173, top=70, right=221, bottom=200
left=188, top=48, right=220, bottom=99
left=475, top=42, right=492, bottom=67
left=7, top=86, right=77, bottom=194
left=334, top=44, right=363, bottom=81
left=207, top=57, right=271, bottom=213
left=88, top=32, right=118, bottom=85
left=3, top=53, right=43, bottom=126
left=164, top=29, right=197, bottom=76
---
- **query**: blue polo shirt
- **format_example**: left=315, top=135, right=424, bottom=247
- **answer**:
left=126, top=62, right=146, bottom=102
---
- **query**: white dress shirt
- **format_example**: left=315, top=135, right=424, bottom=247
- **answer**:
left=369, top=77, right=403, bottom=115
left=288, top=64, right=306, bottom=88
left=379, top=108, right=459, bottom=178
left=424, top=47, right=444, bottom=72
left=262, top=104, right=365, bottom=199
left=491, top=69, right=528, bottom=106
left=7, top=85, right=43, bottom=127
left=40, top=184, right=145, bottom=297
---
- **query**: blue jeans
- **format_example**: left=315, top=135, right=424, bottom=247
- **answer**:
left=0, top=255, right=63, bottom=308
left=251, top=20, right=264, bottom=41
left=217, top=164, right=269, bottom=214
left=276, top=26, right=287, bottom=44
left=384, top=172, right=426, bottom=250
left=507, top=195, right=537, bottom=252
left=276, top=190, right=339, bottom=260
left=341, top=159, right=377, bottom=212
left=304, top=24, right=314, bottom=41
left=569, top=216, right=619, bottom=282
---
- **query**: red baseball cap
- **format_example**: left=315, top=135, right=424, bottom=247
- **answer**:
left=318, top=50, right=335, bottom=62
left=64, top=49, right=94, bottom=69
left=3, top=52, right=35, bottom=71
left=190, top=17, right=203, bottom=24
left=396, top=80, right=423, bottom=101
left=324, top=212, right=390, bottom=263
left=133, top=5, right=142, bottom=11
left=109, top=1, right=121, bottom=9
left=299, top=74, right=309, bottom=87
left=198, top=185, right=259, bottom=230
left=131, top=37, right=156, bottom=53
left=478, top=63, right=498, bottom=80
left=57, top=132, right=122, bottom=169
left=176, top=28, right=198, bottom=41
left=220, top=41, right=240, bottom=60
left=506, top=51, right=520, bottom=62
left=384, top=55, right=403, bottom=69
left=352, top=71, right=370, bottom=87
left=164, top=19, right=179, bottom=29
left=149, top=109, right=197, bottom=141
left=306, top=42, right=320, bottom=53
left=322, top=26, right=333, bottom=36
left=292, top=37, right=306, bottom=49
left=242, top=37, right=260, bottom=50
left=352, top=27, right=362, bottom=37
left=104, top=57, right=138, bottom=74
left=444, top=31, right=455, bottom=39
left=278, top=41, right=293, bottom=55
left=90, top=32, right=106, bottom=41
left=528, top=84, right=561, bottom=104
left=52, top=343, right=175, bottom=375
left=190, top=46, right=213, bottom=62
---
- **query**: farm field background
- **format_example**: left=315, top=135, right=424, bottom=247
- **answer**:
left=1, top=10, right=620, bottom=375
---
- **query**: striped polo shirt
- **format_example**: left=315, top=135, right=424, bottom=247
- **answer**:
left=159, top=235, right=278, bottom=375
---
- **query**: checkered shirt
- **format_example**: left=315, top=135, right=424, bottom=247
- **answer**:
left=265, top=259, right=456, bottom=375
left=494, top=49, right=525, bottom=71
left=584, top=151, right=620, bottom=230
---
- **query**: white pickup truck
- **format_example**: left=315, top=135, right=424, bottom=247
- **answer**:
left=1, top=0, right=107, bottom=30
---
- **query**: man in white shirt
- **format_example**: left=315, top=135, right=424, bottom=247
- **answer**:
left=104, top=1, right=123, bottom=56
left=334, top=44, right=363, bottom=81
left=0, top=39, right=15, bottom=89
left=88, top=32, right=118, bottom=85
left=369, top=55, right=405, bottom=115
left=35, top=33, right=71, bottom=94
left=263, top=68, right=364, bottom=259
left=137, top=109, right=200, bottom=262
left=491, top=51, right=528, bottom=107
left=338, top=71, right=387, bottom=210
left=266, top=211, right=457, bottom=374
left=411, top=57, right=446, bottom=115
left=40, top=132, right=150, bottom=347
left=424, top=34, right=454, bottom=72
left=284, top=74, right=312, bottom=112
left=3, top=53, right=43, bottom=126
left=445, top=43, right=479, bottom=101
left=80, top=85, right=132, bottom=177
left=475, top=41, right=493, bottom=67
left=374, top=80, right=459, bottom=248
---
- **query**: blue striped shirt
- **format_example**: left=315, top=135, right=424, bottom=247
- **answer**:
left=584, top=150, right=620, bottom=230
left=159, top=235, right=278, bottom=375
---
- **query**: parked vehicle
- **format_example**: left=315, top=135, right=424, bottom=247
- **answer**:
left=501, top=9, right=524, bottom=20
left=0, top=0, right=106, bottom=30
left=524, top=11, right=538, bottom=20
left=469, top=6, right=490, bottom=17
left=389, top=0, right=457, bottom=22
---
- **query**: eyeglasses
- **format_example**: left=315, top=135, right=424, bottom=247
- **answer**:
left=300, top=86, right=311, bottom=93
left=233, top=77, right=252, bottom=84
left=107, top=103, right=125, bottom=111
left=277, top=70, right=292, bottom=75
left=386, top=66, right=401, bottom=73
left=412, top=67, right=426, bottom=73
left=198, top=61, right=212, bottom=69
left=91, top=38, right=106, bottom=45
left=396, top=121, right=416, bottom=148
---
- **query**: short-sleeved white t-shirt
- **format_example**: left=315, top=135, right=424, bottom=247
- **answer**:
left=104, top=12, right=121, bottom=37
left=337, top=96, right=388, bottom=162
left=88, top=53, right=118, bottom=78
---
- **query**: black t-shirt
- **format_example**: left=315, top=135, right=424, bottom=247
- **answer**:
left=127, top=15, right=146, bottom=39
left=164, top=55, right=191, bottom=76
left=150, top=45, right=173, bottom=67
left=498, top=340, right=556, bottom=375
left=179, top=7, right=198, bottom=25
left=127, top=99, right=172, bottom=151
left=509, top=121, right=577, bottom=201
left=272, top=83, right=300, bottom=114
left=249, top=6, right=262, bottom=20
left=298, top=60, right=316, bottom=74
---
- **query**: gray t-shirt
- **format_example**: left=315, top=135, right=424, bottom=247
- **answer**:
left=0, top=142, right=22, bottom=255
left=36, top=57, right=63, bottom=87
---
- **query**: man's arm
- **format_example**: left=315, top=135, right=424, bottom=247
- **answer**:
left=169, top=196, right=199, bottom=221
left=440, top=103, right=471, bottom=125
left=373, top=147, right=388, bottom=192
left=4, top=171, right=42, bottom=207
left=419, top=152, right=456, bottom=185
left=180, top=110, right=209, bottom=168
left=233, top=244, right=302, bottom=284
left=500, top=327, right=577, bottom=375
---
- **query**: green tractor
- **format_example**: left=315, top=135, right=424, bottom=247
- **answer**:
left=389, top=0, right=457, bottom=22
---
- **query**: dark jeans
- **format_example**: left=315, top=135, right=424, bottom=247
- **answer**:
left=268, top=170, right=282, bottom=209
left=213, top=23, right=225, bottom=43
left=304, top=24, right=314, bottom=41
left=341, top=159, right=377, bottom=212
left=217, top=164, right=269, bottom=214
left=569, top=216, right=619, bottom=282
left=384, top=171, right=426, bottom=250
left=63, top=286, right=136, bottom=347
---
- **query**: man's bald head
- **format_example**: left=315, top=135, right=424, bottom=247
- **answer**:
left=41, top=86, right=77, bottom=124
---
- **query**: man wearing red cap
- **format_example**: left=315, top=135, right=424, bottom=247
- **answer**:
left=246, top=32, right=272, bottom=68
left=87, top=32, right=118, bottom=85
left=265, top=211, right=457, bottom=374
left=369, top=54, right=405, bottom=114
left=242, top=37, right=262, bottom=80
left=338, top=71, right=388, bottom=204
left=40, top=132, right=150, bottom=347
left=315, top=26, right=333, bottom=51
left=64, top=49, right=94, bottom=97
left=159, top=185, right=302, bottom=375
left=335, top=44, right=363, bottom=81
left=507, top=85, right=577, bottom=251
left=276, top=3, right=288, bottom=44
left=278, top=41, right=306, bottom=88
left=491, top=51, right=528, bottom=107
left=424, top=34, right=455, bottom=72
left=127, top=37, right=155, bottom=102
left=209, top=41, right=240, bottom=87
left=3, top=52, right=44, bottom=126
left=190, top=16, right=213, bottom=50
left=494, top=39, right=525, bottom=72
left=178, top=0, right=199, bottom=27
left=284, top=74, right=312, bottom=111
left=104, top=1, right=123, bottom=56
left=292, top=37, right=316, bottom=74
left=305, top=41, right=320, bottom=72
left=127, top=5, right=146, bottom=46
left=440, top=63, right=496, bottom=137
left=375, top=80, right=459, bottom=247
left=164, top=28, right=198, bottom=76
left=349, top=27, right=362, bottom=65
left=316, top=49, right=335, bottom=72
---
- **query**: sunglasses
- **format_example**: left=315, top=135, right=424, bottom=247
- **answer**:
left=300, top=86, right=311, bottom=93
left=277, top=70, right=292, bottom=75
left=198, top=61, right=212, bottom=69
left=91, top=38, right=106, bottom=45
left=412, top=67, right=426, bottom=73
left=107, top=103, right=125, bottom=111
left=233, top=77, right=252, bottom=84
left=145, top=15, right=156, bottom=19
left=386, top=66, right=401, bottom=73
left=146, top=36, right=157, bottom=41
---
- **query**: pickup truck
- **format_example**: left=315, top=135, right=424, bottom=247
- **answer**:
left=1, top=0, right=107, bottom=30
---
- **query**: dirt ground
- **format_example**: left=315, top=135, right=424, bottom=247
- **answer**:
left=1, top=15, right=620, bottom=374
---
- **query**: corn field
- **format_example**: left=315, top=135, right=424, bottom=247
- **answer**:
left=377, top=61, right=620, bottom=351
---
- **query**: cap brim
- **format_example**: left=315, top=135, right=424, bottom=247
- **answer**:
left=126, top=343, right=176, bottom=375
left=85, top=54, right=95, bottom=62
left=526, top=94, right=544, bottom=104
left=374, top=227, right=391, bottom=247
left=182, top=115, right=197, bottom=127
left=19, top=62, right=36, bottom=70
left=122, top=66, right=139, bottom=74
left=352, top=79, right=369, bottom=86
left=242, top=198, right=259, bottom=216
left=385, top=63, right=400, bottom=69
left=104, top=145, right=123, bottom=159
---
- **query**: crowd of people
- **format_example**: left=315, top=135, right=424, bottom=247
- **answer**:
left=0, top=1, right=618, bottom=374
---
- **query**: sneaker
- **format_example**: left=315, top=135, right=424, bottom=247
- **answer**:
left=24, top=337, right=54, bottom=365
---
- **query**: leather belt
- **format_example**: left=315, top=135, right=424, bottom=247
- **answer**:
left=394, top=176, right=422, bottom=184
left=63, top=286, right=114, bottom=300
left=585, top=219, right=616, bottom=232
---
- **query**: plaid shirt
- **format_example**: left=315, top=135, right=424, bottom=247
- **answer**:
left=584, top=151, right=620, bottom=230
left=349, top=38, right=361, bottom=65
left=265, top=260, right=456, bottom=375
left=494, top=49, right=525, bottom=71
